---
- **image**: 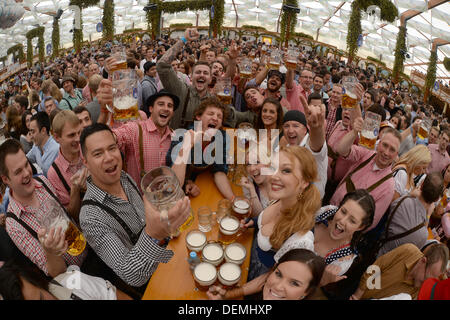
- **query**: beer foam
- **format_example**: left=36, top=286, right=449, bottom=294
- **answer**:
left=187, top=231, right=206, bottom=247
left=221, top=216, right=239, bottom=231
left=220, top=263, right=241, bottom=281
left=225, top=244, right=245, bottom=261
left=114, top=96, right=137, bottom=110
left=194, top=263, right=216, bottom=281
left=233, top=200, right=249, bottom=214
left=345, top=91, right=357, bottom=99
left=50, top=217, right=68, bottom=232
left=203, top=244, right=223, bottom=261
left=361, top=130, right=377, bottom=139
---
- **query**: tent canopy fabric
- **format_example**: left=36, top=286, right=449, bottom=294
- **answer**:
left=0, top=0, right=448, bottom=83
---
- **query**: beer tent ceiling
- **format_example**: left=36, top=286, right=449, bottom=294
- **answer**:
left=0, top=0, right=449, bottom=84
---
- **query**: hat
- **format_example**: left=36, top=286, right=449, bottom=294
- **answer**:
left=283, top=110, right=307, bottom=128
left=61, top=75, right=76, bottom=85
left=267, top=69, right=286, bottom=85
left=418, top=278, right=450, bottom=300
left=145, top=89, right=180, bottom=111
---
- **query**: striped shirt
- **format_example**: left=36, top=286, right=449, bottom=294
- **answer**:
left=79, top=172, right=173, bottom=287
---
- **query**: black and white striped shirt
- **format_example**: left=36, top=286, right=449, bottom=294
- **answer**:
left=80, top=172, right=173, bottom=287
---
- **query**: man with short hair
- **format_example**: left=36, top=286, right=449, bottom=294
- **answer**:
left=351, top=243, right=449, bottom=300
left=140, top=61, right=158, bottom=117
left=429, top=126, right=440, bottom=145
left=26, top=112, right=60, bottom=176
left=79, top=123, right=190, bottom=293
left=59, top=75, right=83, bottom=111
left=82, top=63, right=101, bottom=103
left=14, top=95, right=28, bottom=114
left=286, top=68, right=313, bottom=113
left=312, top=74, right=329, bottom=104
left=44, top=97, right=59, bottom=116
left=377, top=172, right=444, bottom=257
left=206, top=49, right=217, bottom=64
left=361, top=89, right=375, bottom=117
left=0, top=139, right=86, bottom=277
left=85, top=74, right=103, bottom=123
left=47, top=110, right=88, bottom=221
left=74, top=106, right=93, bottom=130
left=325, top=84, right=345, bottom=141
left=427, top=129, right=450, bottom=174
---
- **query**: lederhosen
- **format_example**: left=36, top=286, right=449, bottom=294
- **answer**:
left=80, top=176, right=147, bottom=299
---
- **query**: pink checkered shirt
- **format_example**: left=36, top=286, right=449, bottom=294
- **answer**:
left=113, top=118, right=173, bottom=188
left=5, top=176, right=86, bottom=275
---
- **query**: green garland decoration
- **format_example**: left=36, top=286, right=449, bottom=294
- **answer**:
left=280, top=0, right=299, bottom=46
left=294, top=32, right=313, bottom=40
left=242, top=25, right=267, bottom=32
left=7, top=44, right=25, bottom=63
left=169, top=23, right=193, bottom=29
left=425, top=50, right=437, bottom=101
left=146, top=0, right=224, bottom=39
left=52, top=17, right=60, bottom=58
left=366, top=55, right=386, bottom=66
left=102, top=0, right=115, bottom=41
left=26, top=27, right=45, bottom=67
left=392, top=26, right=406, bottom=83
left=444, top=57, right=450, bottom=71
left=346, top=0, right=398, bottom=63
left=70, top=0, right=100, bottom=52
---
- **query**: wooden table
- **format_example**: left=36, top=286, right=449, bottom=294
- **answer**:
left=142, top=171, right=254, bottom=300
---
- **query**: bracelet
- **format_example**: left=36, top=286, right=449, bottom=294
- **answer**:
left=181, top=37, right=187, bottom=44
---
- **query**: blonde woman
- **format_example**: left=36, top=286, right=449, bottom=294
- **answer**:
left=245, top=145, right=321, bottom=281
left=392, top=144, right=431, bottom=201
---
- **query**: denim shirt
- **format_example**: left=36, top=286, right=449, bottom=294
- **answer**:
left=26, top=136, right=60, bottom=177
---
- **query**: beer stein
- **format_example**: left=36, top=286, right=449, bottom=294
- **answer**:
left=202, top=241, right=224, bottom=266
left=185, top=229, right=207, bottom=253
left=224, top=243, right=247, bottom=265
left=359, top=111, right=381, bottom=150
left=218, top=215, right=241, bottom=245
left=193, top=262, right=217, bottom=291
left=110, top=46, right=127, bottom=72
left=341, top=76, right=359, bottom=109
left=286, top=48, right=299, bottom=70
left=232, top=196, right=251, bottom=220
left=218, top=262, right=241, bottom=288
left=418, top=118, right=431, bottom=140
left=215, top=77, right=232, bottom=105
left=269, top=49, right=281, bottom=70
left=141, top=166, right=194, bottom=237
left=239, top=58, right=252, bottom=79
left=40, top=198, right=86, bottom=256
left=111, top=69, right=140, bottom=122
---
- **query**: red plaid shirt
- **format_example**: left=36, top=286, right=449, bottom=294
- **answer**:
left=113, top=118, right=173, bottom=188
left=5, top=176, right=86, bottom=275
left=325, top=105, right=338, bottom=141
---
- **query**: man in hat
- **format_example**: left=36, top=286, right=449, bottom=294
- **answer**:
left=97, top=87, right=180, bottom=188
left=59, top=75, right=83, bottom=111
left=140, top=61, right=158, bottom=118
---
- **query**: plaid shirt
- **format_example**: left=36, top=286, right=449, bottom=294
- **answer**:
left=113, top=118, right=173, bottom=189
left=5, top=176, right=86, bottom=275
left=325, top=105, right=338, bottom=141
left=80, top=172, right=173, bottom=287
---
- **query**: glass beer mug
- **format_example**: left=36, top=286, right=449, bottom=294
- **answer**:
left=215, top=77, right=232, bottom=105
left=141, top=166, right=194, bottom=237
left=418, top=119, right=431, bottom=140
left=218, top=215, right=241, bottom=245
left=359, top=111, right=381, bottom=150
left=40, top=198, right=86, bottom=256
left=218, top=262, right=241, bottom=288
left=111, top=69, right=140, bottom=122
left=341, top=76, right=359, bottom=109
left=269, top=49, right=281, bottom=70
left=110, top=46, right=127, bottom=72
left=239, top=58, right=252, bottom=79
left=193, top=262, right=217, bottom=291
left=286, top=48, right=299, bottom=70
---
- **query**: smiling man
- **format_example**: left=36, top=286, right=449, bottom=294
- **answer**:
left=97, top=88, right=179, bottom=189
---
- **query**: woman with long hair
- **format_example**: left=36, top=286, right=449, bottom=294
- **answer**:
left=255, top=97, right=284, bottom=154
left=392, top=144, right=431, bottom=201
left=19, top=110, right=33, bottom=154
left=5, top=105, right=22, bottom=141
left=244, top=145, right=322, bottom=281
left=207, top=248, right=326, bottom=300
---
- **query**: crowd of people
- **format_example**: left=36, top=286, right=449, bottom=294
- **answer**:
left=0, top=26, right=449, bottom=300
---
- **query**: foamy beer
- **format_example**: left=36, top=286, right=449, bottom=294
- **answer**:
left=218, top=262, right=241, bottom=288
left=341, top=76, right=359, bottom=109
left=418, top=119, right=431, bottom=140
left=218, top=215, right=240, bottom=245
left=215, top=77, right=232, bottom=105
left=217, top=93, right=232, bottom=105
left=201, top=242, right=224, bottom=266
left=111, top=47, right=127, bottom=72
left=193, top=262, right=217, bottom=291
left=286, top=48, right=299, bottom=70
left=224, top=243, right=247, bottom=265
left=185, top=230, right=207, bottom=253
left=269, top=49, right=281, bottom=70
left=40, top=200, right=86, bottom=256
left=239, top=58, right=252, bottom=78
left=359, top=112, right=381, bottom=150
left=112, top=69, right=140, bottom=122
left=232, top=197, right=251, bottom=220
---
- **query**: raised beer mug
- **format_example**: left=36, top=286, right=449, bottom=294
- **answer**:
left=141, top=166, right=194, bottom=237
left=224, top=243, right=247, bottom=265
left=40, top=198, right=86, bottom=256
left=286, top=48, right=299, bottom=70
left=111, top=46, right=128, bottom=72
left=185, top=229, right=207, bottom=253
left=111, top=69, right=140, bottom=122
left=418, top=118, right=431, bottom=140
left=201, top=241, right=224, bottom=266
left=193, top=262, right=217, bottom=291
left=215, top=77, right=232, bottom=105
left=341, top=76, right=359, bottom=109
left=359, top=111, right=381, bottom=150
left=269, top=49, right=281, bottom=70
left=239, top=58, right=252, bottom=78
left=218, top=262, right=241, bottom=288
